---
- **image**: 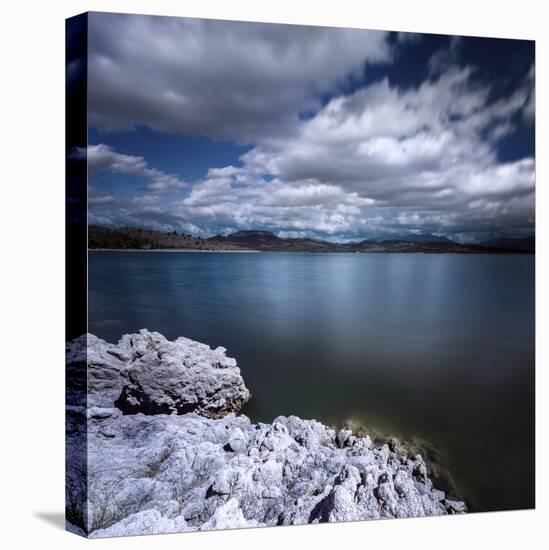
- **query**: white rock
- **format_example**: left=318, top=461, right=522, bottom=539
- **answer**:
left=66, top=331, right=466, bottom=538
left=90, top=510, right=190, bottom=538
left=199, top=498, right=256, bottom=531
left=67, top=330, right=251, bottom=417
left=227, top=428, right=247, bottom=453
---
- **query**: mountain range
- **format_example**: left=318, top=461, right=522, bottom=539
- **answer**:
left=88, top=226, right=534, bottom=253
left=368, top=233, right=455, bottom=244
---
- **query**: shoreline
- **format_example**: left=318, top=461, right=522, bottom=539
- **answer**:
left=88, top=226, right=535, bottom=254
left=334, top=417, right=464, bottom=504
left=67, top=330, right=467, bottom=537
left=88, top=248, right=261, bottom=253
left=88, top=248, right=533, bottom=255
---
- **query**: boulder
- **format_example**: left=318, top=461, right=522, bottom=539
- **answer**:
left=66, top=330, right=251, bottom=417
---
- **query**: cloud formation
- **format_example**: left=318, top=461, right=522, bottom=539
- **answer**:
left=85, top=15, right=535, bottom=241
left=88, top=13, right=391, bottom=142
left=240, top=66, right=534, bottom=210
left=73, top=144, right=187, bottom=191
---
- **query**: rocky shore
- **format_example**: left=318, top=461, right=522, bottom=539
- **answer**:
left=66, top=330, right=466, bottom=538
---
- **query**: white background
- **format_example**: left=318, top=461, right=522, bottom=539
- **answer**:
left=0, top=0, right=546, bottom=547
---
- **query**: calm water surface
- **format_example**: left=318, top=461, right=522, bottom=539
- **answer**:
left=89, top=251, right=535, bottom=512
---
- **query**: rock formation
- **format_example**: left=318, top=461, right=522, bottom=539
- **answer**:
left=66, top=330, right=466, bottom=538
left=68, top=330, right=250, bottom=416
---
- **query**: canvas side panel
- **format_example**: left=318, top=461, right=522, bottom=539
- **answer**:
left=65, top=12, right=89, bottom=537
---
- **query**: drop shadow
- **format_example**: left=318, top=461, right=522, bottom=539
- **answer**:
left=34, top=511, right=65, bottom=531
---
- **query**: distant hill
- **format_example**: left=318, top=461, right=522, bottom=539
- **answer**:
left=88, top=225, right=252, bottom=251
left=228, top=230, right=280, bottom=239
left=346, top=238, right=474, bottom=253
left=88, top=225, right=534, bottom=254
left=479, top=236, right=535, bottom=253
left=209, top=230, right=282, bottom=247
left=209, top=230, right=342, bottom=252
left=371, top=233, right=455, bottom=244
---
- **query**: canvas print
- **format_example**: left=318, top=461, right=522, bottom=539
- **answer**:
left=65, top=12, right=535, bottom=538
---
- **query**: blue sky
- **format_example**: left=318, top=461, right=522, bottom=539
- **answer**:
left=78, top=13, right=535, bottom=242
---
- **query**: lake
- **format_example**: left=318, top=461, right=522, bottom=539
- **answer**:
left=88, top=251, right=535, bottom=513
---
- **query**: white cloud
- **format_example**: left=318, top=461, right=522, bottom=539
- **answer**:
left=131, top=195, right=161, bottom=206
left=88, top=13, right=391, bottom=142
left=206, top=166, right=241, bottom=178
left=462, top=158, right=535, bottom=198
left=231, top=65, right=534, bottom=220
left=72, top=144, right=187, bottom=191
left=88, top=194, right=117, bottom=205
left=523, top=65, right=535, bottom=121
left=88, top=185, right=117, bottom=206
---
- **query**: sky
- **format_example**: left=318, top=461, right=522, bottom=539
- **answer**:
left=75, top=12, right=535, bottom=242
